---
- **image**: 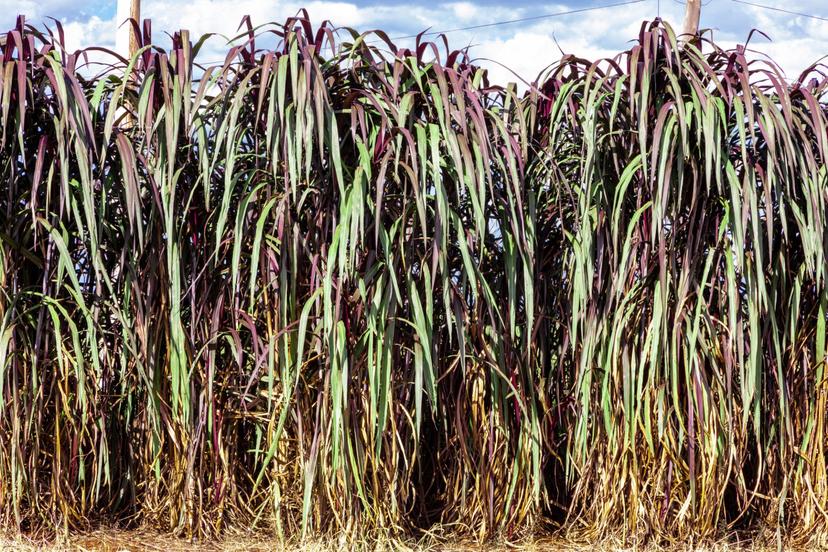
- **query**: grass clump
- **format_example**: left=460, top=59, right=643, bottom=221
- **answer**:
left=0, top=12, right=827, bottom=548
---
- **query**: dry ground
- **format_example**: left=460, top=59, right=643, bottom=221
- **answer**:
left=0, top=530, right=796, bottom=552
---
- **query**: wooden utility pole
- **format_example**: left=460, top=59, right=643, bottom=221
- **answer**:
left=680, top=0, right=701, bottom=45
left=129, top=0, right=141, bottom=57
left=116, top=0, right=141, bottom=58
left=115, top=0, right=141, bottom=128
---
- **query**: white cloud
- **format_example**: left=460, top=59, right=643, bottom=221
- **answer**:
left=448, top=2, right=478, bottom=22
left=63, top=15, right=116, bottom=50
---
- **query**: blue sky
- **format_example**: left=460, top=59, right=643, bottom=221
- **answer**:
left=3, top=0, right=826, bottom=84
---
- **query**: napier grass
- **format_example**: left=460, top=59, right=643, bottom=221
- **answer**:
left=0, top=12, right=827, bottom=547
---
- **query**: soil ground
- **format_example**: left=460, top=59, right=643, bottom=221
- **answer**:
left=0, top=531, right=790, bottom=552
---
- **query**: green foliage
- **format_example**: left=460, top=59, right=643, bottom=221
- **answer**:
left=0, top=13, right=826, bottom=546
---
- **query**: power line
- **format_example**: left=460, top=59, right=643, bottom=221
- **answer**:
left=731, top=0, right=828, bottom=22
left=387, top=0, right=649, bottom=41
